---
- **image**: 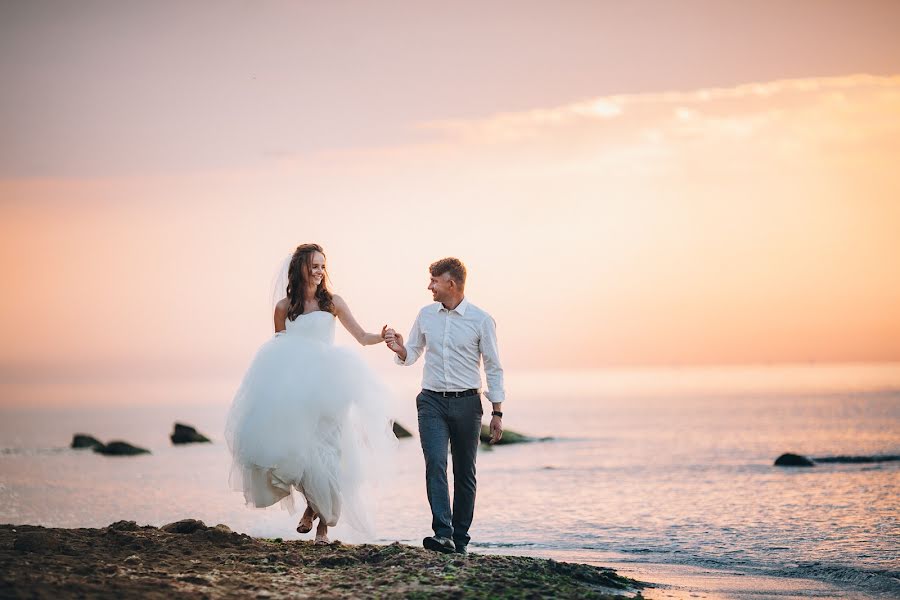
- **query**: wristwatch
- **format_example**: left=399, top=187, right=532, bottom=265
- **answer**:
left=491, top=410, right=503, bottom=418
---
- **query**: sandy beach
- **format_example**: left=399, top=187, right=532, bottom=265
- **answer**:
left=0, top=521, right=644, bottom=599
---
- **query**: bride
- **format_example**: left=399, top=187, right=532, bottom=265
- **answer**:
left=225, top=243, right=396, bottom=544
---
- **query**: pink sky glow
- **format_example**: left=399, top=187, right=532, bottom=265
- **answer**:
left=2, top=2, right=899, bottom=388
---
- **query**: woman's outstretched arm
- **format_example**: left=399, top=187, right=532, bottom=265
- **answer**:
left=333, top=295, right=385, bottom=346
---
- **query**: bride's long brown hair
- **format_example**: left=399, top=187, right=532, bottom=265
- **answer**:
left=285, top=243, right=336, bottom=321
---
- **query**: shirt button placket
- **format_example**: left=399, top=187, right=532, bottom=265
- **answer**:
left=443, top=311, right=451, bottom=389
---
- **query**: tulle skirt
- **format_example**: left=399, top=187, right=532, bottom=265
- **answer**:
left=224, top=333, right=396, bottom=536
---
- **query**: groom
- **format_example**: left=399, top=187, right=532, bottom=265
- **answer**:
left=385, top=257, right=505, bottom=555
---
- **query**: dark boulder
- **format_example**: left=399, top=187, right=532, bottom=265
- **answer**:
left=94, top=441, right=150, bottom=456
left=774, top=453, right=816, bottom=467
left=170, top=423, right=211, bottom=444
left=71, top=434, right=104, bottom=449
left=161, top=519, right=207, bottom=534
left=392, top=421, right=413, bottom=438
left=479, top=425, right=532, bottom=445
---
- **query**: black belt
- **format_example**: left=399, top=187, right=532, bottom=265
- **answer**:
left=424, top=388, right=480, bottom=398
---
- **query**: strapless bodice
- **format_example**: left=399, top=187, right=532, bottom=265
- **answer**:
left=283, top=311, right=335, bottom=344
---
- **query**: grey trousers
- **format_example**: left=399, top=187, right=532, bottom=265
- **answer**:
left=416, top=389, right=483, bottom=547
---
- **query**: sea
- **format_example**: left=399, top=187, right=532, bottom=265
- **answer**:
left=1, top=363, right=898, bottom=598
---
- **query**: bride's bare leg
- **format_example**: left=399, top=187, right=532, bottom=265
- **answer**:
left=314, top=518, right=329, bottom=545
left=297, top=506, right=315, bottom=534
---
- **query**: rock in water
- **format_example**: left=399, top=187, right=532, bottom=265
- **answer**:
left=813, top=454, right=900, bottom=464
left=479, top=425, right=532, bottom=445
left=392, top=421, right=413, bottom=438
left=774, top=453, right=815, bottom=467
left=170, top=423, right=211, bottom=444
left=94, top=441, right=150, bottom=456
left=71, top=434, right=103, bottom=449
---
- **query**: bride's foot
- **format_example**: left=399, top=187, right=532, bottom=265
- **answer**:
left=314, top=520, right=330, bottom=545
left=296, top=507, right=316, bottom=534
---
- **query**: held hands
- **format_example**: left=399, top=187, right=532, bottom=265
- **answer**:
left=383, top=328, right=405, bottom=354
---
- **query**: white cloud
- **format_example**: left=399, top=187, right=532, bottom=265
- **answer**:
left=419, top=74, right=900, bottom=150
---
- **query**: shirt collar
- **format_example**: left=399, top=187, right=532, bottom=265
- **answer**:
left=438, top=297, right=469, bottom=315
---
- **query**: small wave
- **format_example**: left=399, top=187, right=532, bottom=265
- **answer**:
left=773, top=564, right=900, bottom=595
left=473, top=541, right=542, bottom=549
left=0, top=447, right=72, bottom=456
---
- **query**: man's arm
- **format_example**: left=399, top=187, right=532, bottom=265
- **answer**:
left=480, top=316, right=505, bottom=403
left=387, top=312, right=426, bottom=365
left=480, top=316, right=506, bottom=443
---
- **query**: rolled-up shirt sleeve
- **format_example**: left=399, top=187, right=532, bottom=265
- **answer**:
left=395, top=312, right=426, bottom=366
left=479, top=316, right=505, bottom=403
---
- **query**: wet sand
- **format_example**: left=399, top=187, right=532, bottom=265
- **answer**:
left=610, top=562, right=882, bottom=600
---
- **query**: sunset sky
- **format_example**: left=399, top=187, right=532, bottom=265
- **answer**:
left=2, top=1, right=900, bottom=387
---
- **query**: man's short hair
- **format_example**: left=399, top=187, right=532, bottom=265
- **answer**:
left=429, top=257, right=467, bottom=288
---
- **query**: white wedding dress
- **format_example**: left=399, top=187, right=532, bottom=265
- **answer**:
left=225, top=310, right=396, bottom=536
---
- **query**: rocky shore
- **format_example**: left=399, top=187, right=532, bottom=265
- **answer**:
left=0, top=521, right=644, bottom=599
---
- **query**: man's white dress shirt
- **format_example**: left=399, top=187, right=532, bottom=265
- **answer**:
left=395, top=298, right=505, bottom=403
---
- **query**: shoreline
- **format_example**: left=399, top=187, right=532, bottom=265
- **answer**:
left=466, top=547, right=899, bottom=600
left=1, top=521, right=645, bottom=599
left=575, top=560, right=893, bottom=600
left=2, top=522, right=896, bottom=599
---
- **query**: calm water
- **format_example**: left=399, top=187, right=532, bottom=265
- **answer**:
left=1, top=364, right=898, bottom=596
